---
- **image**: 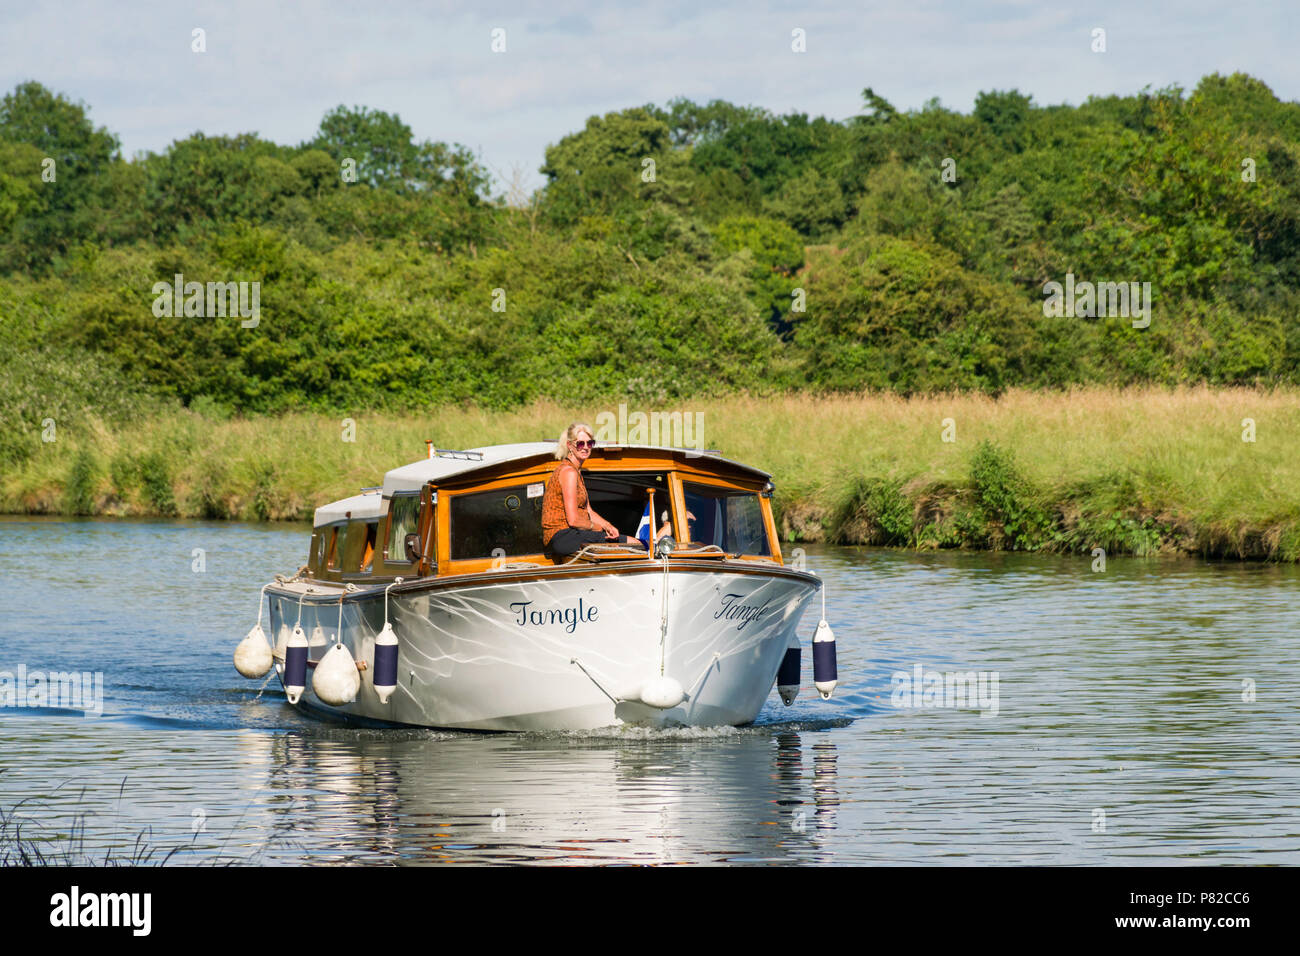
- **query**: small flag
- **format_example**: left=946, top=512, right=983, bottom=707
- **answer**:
left=636, top=504, right=651, bottom=543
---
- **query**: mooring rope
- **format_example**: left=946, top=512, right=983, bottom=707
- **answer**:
left=658, top=550, right=671, bottom=676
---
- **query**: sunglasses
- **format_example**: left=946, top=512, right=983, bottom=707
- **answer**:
left=572, top=439, right=595, bottom=450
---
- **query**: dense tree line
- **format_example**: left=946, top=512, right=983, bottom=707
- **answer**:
left=1, top=73, right=1298, bottom=466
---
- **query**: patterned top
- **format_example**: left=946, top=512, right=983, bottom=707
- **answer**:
left=541, top=460, right=589, bottom=546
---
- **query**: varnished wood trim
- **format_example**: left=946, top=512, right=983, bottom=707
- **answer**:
left=271, top=558, right=819, bottom=604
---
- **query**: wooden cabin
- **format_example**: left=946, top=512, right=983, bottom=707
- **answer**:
left=305, top=443, right=784, bottom=585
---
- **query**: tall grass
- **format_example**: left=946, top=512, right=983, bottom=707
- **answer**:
left=3, top=386, right=1298, bottom=560
left=0, top=777, right=183, bottom=866
left=0, top=774, right=304, bottom=866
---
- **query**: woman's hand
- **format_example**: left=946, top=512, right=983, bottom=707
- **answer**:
left=602, top=522, right=619, bottom=540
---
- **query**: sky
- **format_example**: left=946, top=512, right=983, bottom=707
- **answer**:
left=1, top=0, right=1296, bottom=193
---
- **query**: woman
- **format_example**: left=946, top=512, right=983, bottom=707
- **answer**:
left=541, top=423, right=645, bottom=557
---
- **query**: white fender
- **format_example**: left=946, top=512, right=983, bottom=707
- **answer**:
left=313, top=642, right=361, bottom=706
left=639, top=676, right=685, bottom=710
left=234, top=624, right=273, bottom=679
left=273, top=623, right=290, bottom=661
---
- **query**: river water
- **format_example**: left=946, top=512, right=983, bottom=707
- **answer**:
left=1, top=516, right=1297, bottom=865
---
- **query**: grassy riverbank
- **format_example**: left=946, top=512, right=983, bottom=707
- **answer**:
left=5, top=386, right=1299, bottom=561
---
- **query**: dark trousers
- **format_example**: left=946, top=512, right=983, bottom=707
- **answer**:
left=549, top=527, right=647, bottom=557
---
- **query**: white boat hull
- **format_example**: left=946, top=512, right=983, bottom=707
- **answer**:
left=267, top=564, right=819, bottom=731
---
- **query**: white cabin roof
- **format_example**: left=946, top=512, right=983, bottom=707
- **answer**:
left=381, top=443, right=556, bottom=496
left=313, top=490, right=384, bottom=527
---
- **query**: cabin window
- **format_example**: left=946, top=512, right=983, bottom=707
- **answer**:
left=583, top=471, right=670, bottom=538
left=385, top=494, right=421, bottom=564
left=342, top=519, right=379, bottom=573
left=681, top=482, right=771, bottom=556
left=325, top=525, right=342, bottom=571
left=361, top=522, right=377, bottom=571
left=450, top=483, right=545, bottom=559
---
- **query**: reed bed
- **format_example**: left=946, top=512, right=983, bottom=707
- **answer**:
left=5, top=386, right=1298, bottom=560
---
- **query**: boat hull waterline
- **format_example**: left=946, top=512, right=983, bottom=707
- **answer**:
left=266, top=564, right=820, bottom=731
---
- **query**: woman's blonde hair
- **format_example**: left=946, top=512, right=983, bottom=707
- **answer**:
left=555, top=422, right=594, bottom=460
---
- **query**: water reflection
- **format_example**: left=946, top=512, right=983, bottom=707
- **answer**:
left=230, top=727, right=840, bottom=865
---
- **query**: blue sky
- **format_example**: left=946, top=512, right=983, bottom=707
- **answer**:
left=2, top=1, right=1295, bottom=193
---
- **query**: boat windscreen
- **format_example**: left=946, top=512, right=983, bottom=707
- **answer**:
left=681, top=482, right=771, bottom=555
left=584, top=471, right=670, bottom=538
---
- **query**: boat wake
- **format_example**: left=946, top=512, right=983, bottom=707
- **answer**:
left=531, top=714, right=856, bottom=742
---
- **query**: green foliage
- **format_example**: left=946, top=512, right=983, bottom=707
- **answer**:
left=968, top=441, right=1051, bottom=550
left=655, top=98, right=771, bottom=146
left=713, top=215, right=803, bottom=270
left=540, top=108, right=676, bottom=224
left=1059, top=513, right=1166, bottom=556
left=292, top=149, right=341, bottom=196
left=0, top=140, right=53, bottom=272
left=249, top=461, right=278, bottom=522
left=3, top=72, right=1300, bottom=419
left=0, top=83, right=122, bottom=267
left=855, top=88, right=899, bottom=125
left=832, top=476, right=914, bottom=545
left=544, top=259, right=784, bottom=403
left=690, top=111, right=847, bottom=202
left=138, top=452, right=176, bottom=516
left=189, top=395, right=235, bottom=421
left=0, top=279, right=156, bottom=468
left=0, top=81, right=118, bottom=174
left=108, top=453, right=136, bottom=502
left=973, top=90, right=1034, bottom=152
left=795, top=235, right=1042, bottom=392
left=313, top=105, right=419, bottom=189
left=184, top=457, right=230, bottom=519
left=761, top=167, right=847, bottom=240
left=311, top=105, right=489, bottom=198
left=851, top=161, right=975, bottom=254
left=64, top=449, right=98, bottom=515
left=712, top=215, right=804, bottom=331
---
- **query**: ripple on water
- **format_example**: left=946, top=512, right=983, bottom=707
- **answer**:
left=2, top=521, right=1299, bottom=864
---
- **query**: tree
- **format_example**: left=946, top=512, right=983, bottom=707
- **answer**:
left=853, top=88, right=898, bottom=126
left=973, top=90, right=1033, bottom=153
left=655, top=98, right=770, bottom=146
left=690, top=112, right=846, bottom=200
left=540, top=108, right=674, bottom=224
left=763, top=167, right=847, bottom=239
left=795, top=234, right=1042, bottom=392
left=0, top=81, right=119, bottom=175
left=313, top=105, right=418, bottom=189
left=142, top=133, right=292, bottom=234
left=311, top=105, right=488, bottom=198
left=713, top=215, right=805, bottom=335
left=0, top=82, right=121, bottom=269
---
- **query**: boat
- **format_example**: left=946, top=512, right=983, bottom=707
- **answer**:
left=234, top=441, right=836, bottom=731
